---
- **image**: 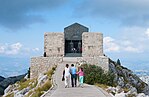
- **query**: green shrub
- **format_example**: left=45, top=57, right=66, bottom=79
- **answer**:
left=81, top=64, right=115, bottom=86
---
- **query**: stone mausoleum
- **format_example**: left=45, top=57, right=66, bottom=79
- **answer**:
left=30, top=23, right=109, bottom=79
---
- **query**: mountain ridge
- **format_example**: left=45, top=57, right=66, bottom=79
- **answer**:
left=0, top=76, right=5, bottom=82
left=0, top=74, right=26, bottom=95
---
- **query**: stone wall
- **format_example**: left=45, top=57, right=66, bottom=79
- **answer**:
left=77, top=56, right=109, bottom=71
left=44, top=33, right=64, bottom=57
left=30, top=57, right=62, bottom=79
left=82, top=32, right=103, bottom=57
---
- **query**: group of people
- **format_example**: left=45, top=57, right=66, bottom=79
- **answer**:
left=62, top=64, right=84, bottom=88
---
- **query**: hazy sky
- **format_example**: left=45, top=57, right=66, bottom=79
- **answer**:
left=0, top=0, right=149, bottom=72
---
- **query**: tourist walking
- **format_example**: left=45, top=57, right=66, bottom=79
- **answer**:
left=70, top=64, right=77, bottom=87
left=63, top=64, right=70, bottom=88
left=77, top=67, right=84, bottom=88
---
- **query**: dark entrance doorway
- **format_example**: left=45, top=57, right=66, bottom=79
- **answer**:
left=64, top=23, right=89, bottom=57
left=65, top=40, right=82, bottom=57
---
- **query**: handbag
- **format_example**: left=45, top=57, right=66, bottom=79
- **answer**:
left=62, top=75, right=65, bottom=81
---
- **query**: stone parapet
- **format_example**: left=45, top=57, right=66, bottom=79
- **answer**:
left=30, top=56, right=62, bottom=79
left=77, top=56, right=109, bottom=71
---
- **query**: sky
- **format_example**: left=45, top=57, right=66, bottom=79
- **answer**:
left=0, top=0, right=149, bottom=77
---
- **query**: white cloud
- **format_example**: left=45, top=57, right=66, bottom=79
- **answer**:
left=122, top=40, right=132, bottom=46
left=5, top=43, right=23, bottom=55
left=145, top=28, right=149, bottom=38
left=32, top=48, right=40, bottom=52
left=0, top=42, right=40, bottom=56
left=104, top=35, right=144, bottom=53
left=11, top=43, right=22, bottom=50
left=124, top=46, right=140, bottom=53
left=103, top=37, right=120, bottom=52
left=0, top=46, right=5, bottom=53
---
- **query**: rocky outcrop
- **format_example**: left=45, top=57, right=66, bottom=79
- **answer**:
left=3, top=65, right=56, bottom=97
left=107, top=59, right=149, bottom=96
left=3, top=75, right=46, bottom=97
left=37, top=74, right=48, bottom=87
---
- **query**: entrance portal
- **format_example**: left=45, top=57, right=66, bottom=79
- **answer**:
left=64, top=23, right=89, bottom=57
left=65, top=40, right=82, bottom=53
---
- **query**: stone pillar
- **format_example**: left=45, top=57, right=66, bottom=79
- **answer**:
left=44, top=33, right=64, bottom=57
left=82, top=32, right=103, bottom=57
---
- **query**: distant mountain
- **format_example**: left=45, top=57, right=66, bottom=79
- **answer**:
left=0, top=74, right=26, bottom=95
left=0, top=76, right=5, bottom=82
left=134, top=70, right=149, bottom=76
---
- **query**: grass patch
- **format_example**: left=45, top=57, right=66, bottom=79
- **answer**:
left=123, top=87, right=129, bottom=93
left=30, top=91, right=44, bottom=97
left=26, top=65, right=56, bottom=97
left=30, top=77, right=52, bottom=97
left=127, top=94, right=136, bottom=97
left=45, top=65, right=57, bottom=79
left=25, top=90, right=34, bottom=97
left=38, top=80, right=52, bottom=91
left=95, top=83, right=108, bottom=89
left=5, top=93, right=14, bottom=97
left=18, top=79, right=37, bottom=90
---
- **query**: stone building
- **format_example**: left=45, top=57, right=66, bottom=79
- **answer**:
left=30, top=23, right=109, bottom=79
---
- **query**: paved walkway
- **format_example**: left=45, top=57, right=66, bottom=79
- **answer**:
left=43, top=61, right=112, bottom=97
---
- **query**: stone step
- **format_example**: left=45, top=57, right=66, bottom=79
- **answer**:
left=65, top=53, right=82, bottom=57
left=63, top=57, right=79, bottom=63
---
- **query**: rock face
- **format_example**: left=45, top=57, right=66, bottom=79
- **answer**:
left=37, top=74, right=48, bottom=87
left=140, top=76, right=149, bottom=85
left=108, top=59, right=149, bottom=96
left=3, top=65, right=56, bottom=97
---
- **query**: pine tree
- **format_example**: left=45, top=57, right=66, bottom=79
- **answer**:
left=117, top=59, right=121, bottom=65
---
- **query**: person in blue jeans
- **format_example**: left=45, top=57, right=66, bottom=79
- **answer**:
left=70, top=64, right=77, bottom=87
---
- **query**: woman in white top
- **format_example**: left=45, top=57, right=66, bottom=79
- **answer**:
left=64, top=64, right=70, bottom=88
